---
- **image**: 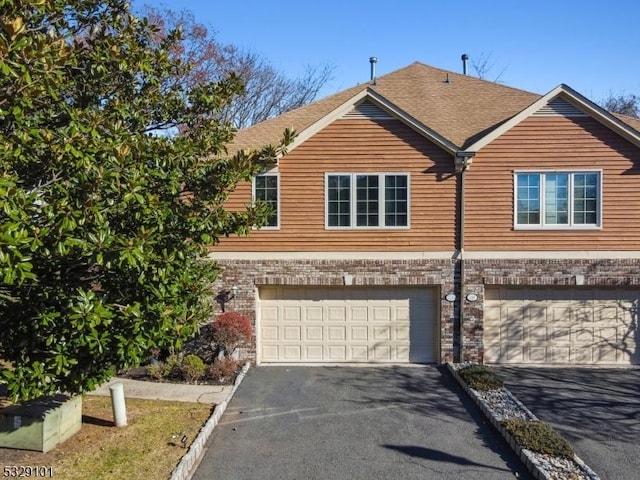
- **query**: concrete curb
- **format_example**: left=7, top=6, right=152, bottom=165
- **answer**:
left=446, top=363, right=600, bottom=480
left=169, top=362, right=251, bottom=480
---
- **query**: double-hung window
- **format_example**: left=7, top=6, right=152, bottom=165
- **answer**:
left=514, top=171, right=601, bottom=229
left=253, top=173, right=279, bottom=228
left=326, top=173, right=409, bottom=228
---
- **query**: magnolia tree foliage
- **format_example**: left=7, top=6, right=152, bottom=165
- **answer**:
left=0, top=0, right=294, bottom=401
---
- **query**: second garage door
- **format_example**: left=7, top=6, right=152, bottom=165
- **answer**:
left=484, top=287, right=638, bottom=365
left=259, top=286, right=438, bottom=363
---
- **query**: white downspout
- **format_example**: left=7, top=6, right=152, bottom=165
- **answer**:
left=456, top=153, right=473, bottom=363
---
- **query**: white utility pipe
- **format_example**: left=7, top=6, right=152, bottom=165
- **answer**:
left=109, top=382, right=128, bottom=427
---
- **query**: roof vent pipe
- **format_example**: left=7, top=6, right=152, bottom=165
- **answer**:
left=369, top=56, right=377, bottom=84
left=461, top=53, right=469, bottom=75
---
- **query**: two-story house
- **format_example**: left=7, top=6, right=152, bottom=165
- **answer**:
left=211, top=61, right=640, bottom=366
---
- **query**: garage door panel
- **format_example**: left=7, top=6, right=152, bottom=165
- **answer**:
left=351, top=345, right=368, bottom=361
left=262, top=325, right=278, bottom=341
left=283, top=307, right=302, bottom=322
left=306, top=306, right=324, bottom=322
left=485, top=287, right=638, bottom=365
left=262, top=305, right=278, bottom=322
left=327, top=345, right=347, bottom=361
left=506, top=306, right=524, bottom=322
left=372, top=306, right=392, bottom=323
left=373, top=345, right=391, bottom=361
left=397, top=345, right=410, bottom=360
left=549, top=307, right=572, bottom=324
left=526, top=326, right=547, bottom=343
left=282, top=345, right=302, bottom=361
left=351, top=307, right=368, bottom=322
left=504, top=344, right=524, bottom=363
left=262, top=345, right=278, bottom=361
left=305, top=345, right=323, bottom=361
left=305, top=326, right=323, bottom=341
left=528, top=346, right=547, bottom=363
left=502, top=324, right=524, bottom=342
left=548, top=327, right=570, bottom=344
left=396, top=306, right=410, bottom=322
left=524, top=307, right=546, bottom=323
left=573, top=327, right=594, bottom=344
left=373, top=326, right=391, bottom=341
left=595, top=345, right=618, bottom=363
left=575, top=308, right=593, bottom=323
left=350, top=326, right=368, bottom=341
left=283, top=326, right=301, bottom=341
left=259, top=286, right=437, bottom=363
left=396, top=325, right=410, bottom=341
left=572, top=347, right=593, bottom=363
left=328, top=326, right=346, bottom=341
left=549, top=346, right=570, bottom=363
left=327, top=306, right=347, bottom=322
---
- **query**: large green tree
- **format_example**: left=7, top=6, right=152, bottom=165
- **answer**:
left=0, top=0, right=293, bottom=401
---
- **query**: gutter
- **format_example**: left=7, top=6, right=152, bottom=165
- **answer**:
left=455, top=152, right=474, bottom=362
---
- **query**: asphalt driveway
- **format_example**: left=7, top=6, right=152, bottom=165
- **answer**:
left=495, top=367, right=640, bottom=480
left=193, top=366, right=532, bottom=480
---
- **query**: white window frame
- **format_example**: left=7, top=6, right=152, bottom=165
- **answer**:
left=513, top=170, right=602, bottom=230
left=324, top=172, right=410, bottom=230
left=252, top=172, right=280, bottom=230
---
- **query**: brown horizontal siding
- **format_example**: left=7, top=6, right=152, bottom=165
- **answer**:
left=215, top=118, right=457, bottom=251
left=466, top=116, right=640, bottom=250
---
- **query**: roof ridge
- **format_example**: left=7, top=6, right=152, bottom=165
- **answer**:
left=230, top=60, right=546, bottom=152
left=409, top=60, right=541, bottom=96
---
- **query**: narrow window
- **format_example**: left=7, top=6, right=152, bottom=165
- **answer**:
left=573, top=173, right=598, bottom=225
left=516, top=174, right=540, bottom=225
left=327, top=175, right=351, bottom=227
left=544, top=173, right=569, bottom=224
left=254, top=174, right=279, bottom=228
left=384, top=175, right=408, bottom=227
left=356, top=175, right=379, bottom=227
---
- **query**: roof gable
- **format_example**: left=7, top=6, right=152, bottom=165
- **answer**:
left=466, top=84, right=640, bottom=152
left=229, top=62, right=540, bottom=154
left=228, top=61, right=640, bottom=156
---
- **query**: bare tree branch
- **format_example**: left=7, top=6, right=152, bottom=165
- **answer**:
left=470, top=52, right=508, bottom=83
left=141, top=6, right=334, bottom=128
left=601, top=92, right=639, bottom=118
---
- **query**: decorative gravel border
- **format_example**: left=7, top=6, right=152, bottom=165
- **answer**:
left=447, top=363, right=600, bottom=480
left=170, top=362, right=251, bottom=480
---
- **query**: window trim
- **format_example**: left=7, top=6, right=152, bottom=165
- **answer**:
left=324, top=172, right=411, bottom=230
left=252, top=172, right=280, bottom=230
left=513, top=169, right=602, bottom=230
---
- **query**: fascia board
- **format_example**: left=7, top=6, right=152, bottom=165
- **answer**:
left=285, top=88, right=459, bottom=156
left=466, top=84, right=640, bottom=152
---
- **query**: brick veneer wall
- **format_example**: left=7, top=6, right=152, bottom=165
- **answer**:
left=464, top=258, right=640, bottom=363
left=211, top=257, right=640, bottom=365
left=212, top=258, right=457, bottom=362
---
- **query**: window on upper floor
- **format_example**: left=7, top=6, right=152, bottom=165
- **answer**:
left=253, top=173, right=279, bottom=228
left=514, top=171, right=601, bottom=229
left=325, top=173, right=409, bottom=229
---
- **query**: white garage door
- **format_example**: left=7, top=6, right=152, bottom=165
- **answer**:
left=258, top=286, right=438, bottom=363
left=484, top=287, right=638, bottom=365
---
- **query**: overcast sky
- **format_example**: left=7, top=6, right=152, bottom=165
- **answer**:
left=133, top=0, right=640, bottom=103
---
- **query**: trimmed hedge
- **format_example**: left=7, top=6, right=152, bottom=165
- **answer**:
left=503, top=419, right=574, bottom=459
left=457, top=364, right=504, bottom=391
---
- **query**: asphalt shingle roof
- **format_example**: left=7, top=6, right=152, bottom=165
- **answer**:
left=229, top=61, right=639, bottom=152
